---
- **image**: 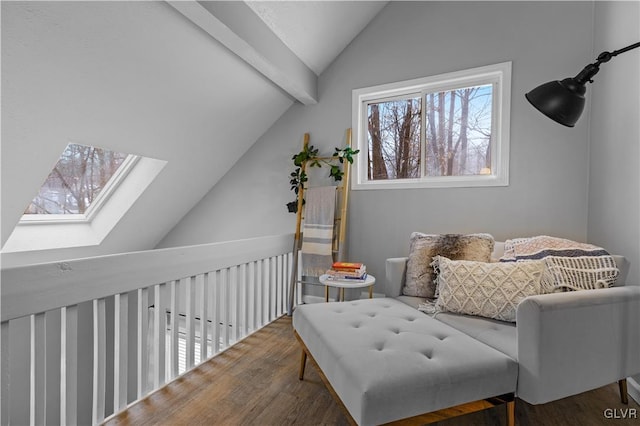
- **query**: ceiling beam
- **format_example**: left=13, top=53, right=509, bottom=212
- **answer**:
left=167, top=1, right=318, bottom=105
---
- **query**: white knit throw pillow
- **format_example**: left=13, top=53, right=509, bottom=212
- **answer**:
left=433, top=256, right=545, bottom=322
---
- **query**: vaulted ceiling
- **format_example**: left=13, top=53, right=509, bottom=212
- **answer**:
left=1, top=1, right=386, bottom=265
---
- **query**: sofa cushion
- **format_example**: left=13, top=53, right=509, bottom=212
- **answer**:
left=293, top=298, right=518, bottom=426
left=433, top=256, right=545, bottom=322
left=435, top=312, right=517, bottom=360
left=395, top=294, right=426, bottom=310
left=404, top=233, right=494, bottom=298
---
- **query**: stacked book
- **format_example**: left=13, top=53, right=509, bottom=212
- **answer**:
left=325, top=262, right=367, bottom=281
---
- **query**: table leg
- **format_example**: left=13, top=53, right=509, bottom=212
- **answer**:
left=340, top=288, right=345, bottom=302
left=368, top=285, right=373, bottom=299
left=324, top=285, right=329, bottom=302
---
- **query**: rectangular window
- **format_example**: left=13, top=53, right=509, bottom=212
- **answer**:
left=352, top=62, right=511, bottom=189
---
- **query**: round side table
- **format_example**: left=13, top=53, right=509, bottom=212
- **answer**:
left=318, top=274, right=376, bottom=302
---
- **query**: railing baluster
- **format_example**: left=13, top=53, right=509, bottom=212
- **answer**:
left=227, top=266, right=237, bottom=343
left=285, top=253, right=292, bottom=314
left=200, top=274, right=209, bottom=361
left=248, top=262, right=256, bottom=333
left=222, top=268, right=230, bottom=348
left=277, top=255, right=283, bottom=315
left=212, top=271, right=220, bottom=355
left=169, top=280, right=179, bottom=379
left=92, top=299, right=107, bottom=425
left=61, top=305, right=78, bottom=426
left=113, top=294, right=128, bottom=413
left=263, top=259, right=270, bottom=324
left=239, top=264, right=247, bottom=339
left=270, top=257, right=277, bottom=321
left=1, top=321, right=9, bottom=425
left=185, top=276, right=196, bottom=370
left=153, top=284, right=166, bottom=388
left=256, top=260, right=263, bottom=330
left=30, top=313, right=46, bottom=426
left=137, top=288, right=149, bottom=397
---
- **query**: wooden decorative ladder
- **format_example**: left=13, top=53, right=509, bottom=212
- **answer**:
left=287, top=129, right=353, bottom=314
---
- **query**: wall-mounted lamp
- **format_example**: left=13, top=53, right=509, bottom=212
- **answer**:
left=526, top=41, right=640, bottom=127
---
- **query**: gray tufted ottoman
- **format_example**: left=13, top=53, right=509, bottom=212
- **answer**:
left=293, top=298, right=518, bottom=425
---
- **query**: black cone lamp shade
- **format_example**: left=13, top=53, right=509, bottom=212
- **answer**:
left=525, top=78, right=586, bottom=127
left=526, top=42, right=640, bottom=127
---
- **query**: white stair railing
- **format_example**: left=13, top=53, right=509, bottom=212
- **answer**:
left=1, top=234, right=295, bottom=426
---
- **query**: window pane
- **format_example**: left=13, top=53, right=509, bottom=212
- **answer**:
left=24, top=143, right=129, bottom=214
left=424, top=84, right=493, bottom=176
left=367, top=97, right=421, bottom=180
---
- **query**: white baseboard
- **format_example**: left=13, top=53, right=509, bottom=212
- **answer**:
left=628, top=377, right=640, bottom=404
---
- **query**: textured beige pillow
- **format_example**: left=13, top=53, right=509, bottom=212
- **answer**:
left=403, top=233, right=494, bottom=298
left=434, top=256, right=545, bottom=322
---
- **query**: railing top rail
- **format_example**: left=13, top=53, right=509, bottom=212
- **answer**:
left=1, top=233, right=294, bottom=322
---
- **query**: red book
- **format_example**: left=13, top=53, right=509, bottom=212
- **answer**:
left=332, top=262, right=364, bottom=271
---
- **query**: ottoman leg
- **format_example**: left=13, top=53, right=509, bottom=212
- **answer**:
left=506, top=399, right=515, bottom=426
left=299, top=349, right=307, bottom=380
left=619, top=379, right=629, bottom=404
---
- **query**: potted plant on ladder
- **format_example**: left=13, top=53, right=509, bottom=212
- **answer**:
left=287, top=144, right=359, bottom=213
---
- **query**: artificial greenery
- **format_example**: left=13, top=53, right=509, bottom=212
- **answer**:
left=287, top=145, right=359, bottom=213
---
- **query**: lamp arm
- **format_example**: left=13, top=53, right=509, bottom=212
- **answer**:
left=574, top=41, right=640, bottom=85
left=611, top=41, right=640, bottom=57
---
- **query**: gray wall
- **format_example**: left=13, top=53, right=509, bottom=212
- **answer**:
left=159, top=1, right=596, bottom=284
left=588, top=1, right=640, bottom=286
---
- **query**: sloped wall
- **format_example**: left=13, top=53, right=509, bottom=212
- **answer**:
left=1, top=1, right=293, bottom=266
left=159, top=1, right=595, bottom=282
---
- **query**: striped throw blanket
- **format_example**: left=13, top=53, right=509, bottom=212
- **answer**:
left=500, top=235, right=619, bottom=292
left=301, top=186, right=336, bottom=277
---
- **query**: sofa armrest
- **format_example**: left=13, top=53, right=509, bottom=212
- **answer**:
left=516, top=286, right=640, bottom=404
left=385, top=257, right=408, bottom=297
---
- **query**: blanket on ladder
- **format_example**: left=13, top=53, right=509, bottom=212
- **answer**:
left=301, top=186, right=336, bottom=277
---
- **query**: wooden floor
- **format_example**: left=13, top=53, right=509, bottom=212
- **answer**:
left=104, top=316, right=639, bottom=426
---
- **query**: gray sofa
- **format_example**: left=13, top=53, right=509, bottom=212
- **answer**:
left=293, top=242, right=640, bottom=425
left=386, top=242, right=640, bottom=405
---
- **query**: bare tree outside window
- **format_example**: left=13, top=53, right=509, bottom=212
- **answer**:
left=367, top=97, right=421, bottom=180
left=366, top=85, right=492, bottom=182
left=425, top=84, right=493, bottom=177
left=24, top=143, right=129, bottom=215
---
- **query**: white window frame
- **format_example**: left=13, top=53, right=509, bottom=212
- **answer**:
left=351, top=62, right=511, bottom=190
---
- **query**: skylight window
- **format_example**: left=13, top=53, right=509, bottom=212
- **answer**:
left=22, top=143, right=138, bottom=222
left=5, top=143, right=167, bottom=253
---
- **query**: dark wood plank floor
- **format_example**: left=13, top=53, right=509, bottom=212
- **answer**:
left=104, top=315, right=639, bottom=426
